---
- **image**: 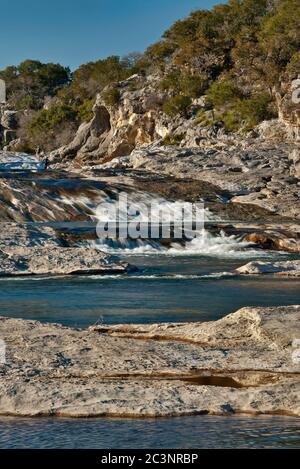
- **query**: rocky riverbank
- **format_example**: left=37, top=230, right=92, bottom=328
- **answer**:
left=45, top=72, right=299, bottom=226
left=42, top=71, right=299, bottom=240
left=95, top=140, right=300, bottom=221
left=0, top=247, right=129, bottom=277
left=1, top=145, right=300, bottom=254
left=0, top=224, right=129, bottom=277
left=0, top=306, right=299, bottom=417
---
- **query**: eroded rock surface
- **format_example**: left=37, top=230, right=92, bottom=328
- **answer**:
left=99, top=141, right=300, bottom=220
left=211, top=222, right=300, bottom=253
left=0, top=306, right=299, bottom=417
left=50, top=74, right=167, bottom=166
left=0, top=224, right=129, bottom=276
left=0, top=246, right=128, bottom=276
left=276, top=79, right=300, bottom=141
left=0, top=223, right=61, bottom=249
left=236, top=260, right=300, bottom=276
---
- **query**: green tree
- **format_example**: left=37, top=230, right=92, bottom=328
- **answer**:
left=286, top=52, right=300, bottom=78
left=206, top=80, right=241, bottom=107
left=29, top=103, right=77, bottom=134
left=163, top=94, right=192, bottom=117
left=259, top=0, right=300, bottom=67
left=102, top=87, right=121, bottom=107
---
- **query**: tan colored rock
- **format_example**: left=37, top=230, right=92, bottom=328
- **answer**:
left=0, top=306, right=299, bottom=417
left=50, top=74, right=167, bottom=165
left=289, top=147, right=300, bottom=178
left=276, top=79, right=300, bottom=141
left=243, top=231, right=300, bottom=253
left=206, top=222, right=300, bottom=253
left=236, top=260, right=300, bottom=276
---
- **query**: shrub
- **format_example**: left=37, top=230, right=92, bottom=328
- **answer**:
left=159, top=71, right=181, bottom=92
left=77, top=99, right=94, bottom=122
left=216, top=93, right=274, bottom=132
left=163, top=94, right=192, bottom=117
left=160, top=72, right=208, bottom=98
left=221, top=110, right=241, bottom=132
left=91, top=56, right=131, bottom=87
left=162, top=133, right=185, bottom=145
left=180, top=74, right=209, bottom=98
left=0, top=60, right=70, bottom=103
left=29, top=103, right=77, bottom=134
left=37, top=62, right=71, bottom=91
left=206, top=80, right=241, bottom=107
left=235, top=93, right=274, bottom=129
left=102, top=87, right=121, bottom=106
left=259, top=0, right=300, bottom=67
left=286, top=52, right=300, bottom=78
left=14, top=95, right=38, bottom=111
left=195, top=109, right=215, bottom=126
left=145, top=41, right=176, bottom=61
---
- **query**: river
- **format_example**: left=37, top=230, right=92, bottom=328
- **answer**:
left=0, top=162, right=299, bottom=448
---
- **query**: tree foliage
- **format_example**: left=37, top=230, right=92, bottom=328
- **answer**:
left=163, top=95, right=192, bottom=117
left=0, top=60, right=70, bottom=110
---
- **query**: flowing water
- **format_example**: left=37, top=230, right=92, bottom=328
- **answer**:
left=0, top=163, right=300, bottom=448
left=0, top=255, right=299, bottom=328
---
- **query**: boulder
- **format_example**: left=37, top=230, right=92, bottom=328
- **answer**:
left=236, top=260, right=300, bottom=276
left=0, top=110, right=19, bottom=130
left=0, top=246, right=129, bottom=276
left=289, top=147, right=300, bottom=178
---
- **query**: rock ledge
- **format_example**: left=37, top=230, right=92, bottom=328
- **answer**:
left=0, top=306, right=299, bottom=418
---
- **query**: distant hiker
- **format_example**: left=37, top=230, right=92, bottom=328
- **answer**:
left=44, top=156, right=49, bottom=170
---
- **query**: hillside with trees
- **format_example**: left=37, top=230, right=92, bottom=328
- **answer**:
left=0, top=0, right=299, bottom=152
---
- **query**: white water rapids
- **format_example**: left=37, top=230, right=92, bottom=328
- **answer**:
left=0, top=151, right=281, bottom=260
left=91, top=193, right=274, bottom=259
left=91, top=231, right=273, bottom=258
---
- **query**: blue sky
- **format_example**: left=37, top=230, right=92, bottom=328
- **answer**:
left=0, top=0, right=221, bottom=70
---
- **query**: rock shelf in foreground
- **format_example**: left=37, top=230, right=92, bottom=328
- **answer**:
left=0, top=306, right=299, bottom=417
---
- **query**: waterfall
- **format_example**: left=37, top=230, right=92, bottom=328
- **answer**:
left=91, top=192, right=270, bottom=259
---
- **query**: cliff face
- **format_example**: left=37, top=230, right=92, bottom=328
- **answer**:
left=50, top=74, right=169, bottom=165
left=50, top=73, right=300, bottom=167
left=50, top=73, right=230, bottom=166
left=276, top=79, right=300, bottom=140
